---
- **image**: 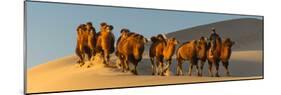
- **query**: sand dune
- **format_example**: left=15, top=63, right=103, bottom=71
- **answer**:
left=27, top=50, right=262, bottom=94
left=166, top=18, right=263, bottom=51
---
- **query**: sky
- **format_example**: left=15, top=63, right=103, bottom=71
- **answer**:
left=26, top=1, right=262, bottom=68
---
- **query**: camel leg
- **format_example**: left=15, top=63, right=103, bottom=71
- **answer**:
left=119, top=56, right=126, bottom=72
left=91, top=49, right=96, bottom=61
left=215, top=61, right=220, bottom=77
left=104, top=50, right=110, bottom=65
left=101, top=51, right=106, bottom=64
left=222, top=61, right=230, bottom=76
left=155, top=58, right=160, bottom=75
left=87, top=52, right=92, bottom=61
left=208, top=60, right=213, bottom=77
left=132, top=61, right=138, bottom=75
left=150, top=58, right=156, bottom=75
left=78, top=52, right=85, bottom=67
left=188, top=62, right=193, bottom=76
left=159, top=58, right=164, bottom=76
left=199, top=60, right=205, bottom=76
left=195, top=63, right=200, bottom=76
left=80, top=53, right=85, bottom=67
left=163, top=59, right=172, bottom=75
left=176, top=59, right=183, bottom=76
left=156, top=57, right=163, bottom=75
left=124, top=56, right=130, bottom=72
left=159, top=61, right=164, bottom=76
left=76, top=53, right=83, bottom=64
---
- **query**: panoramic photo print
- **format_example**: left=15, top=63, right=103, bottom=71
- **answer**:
left=25, top=1, right=263, bottom=94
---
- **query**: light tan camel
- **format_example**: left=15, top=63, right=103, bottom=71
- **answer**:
left=176, top=40, right=199, bottom=76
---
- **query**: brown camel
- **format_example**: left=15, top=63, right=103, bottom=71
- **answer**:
left=85, top=22, right=97, bottom=61
left=176, top=40, right=199, bottom=76
left=162, top=38, right=179, bottom=75
left=116, top=31, right=138, bottom=72
left=220, top=38, right=235, bottom=76
left=95, top=23, right=115, bottom=65
left=149, top=34, right=166, bottom=75
left=207, top=35, right=222, bottom=77
left=149, top=34, right=179, bottom=75
left=118, top=33, right=148, bottom=75
left=197, top=36, right=208, bottom=76
left=75, top=24, right=87, bottom=66
left=115, top=28, right=131, bottom=58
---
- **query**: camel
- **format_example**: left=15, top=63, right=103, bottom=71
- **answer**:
left=149, top=34, right=179, bottom=75
left=115, top=28, right=130, bottom=58
left=95, top=23, right=115, bottom=65
left=85, top=22, right=97, bottom=61
left=149, top=34, right=166, bottom=75
left=116, top=31, right=138, bottom=71
left=207, top=34, right=222, bottom=77
left=176, top=40, right=199, bottom=76
left=197, top=36, right=208, bottom=76
left=75, top=24, right=87, bottom=66
left=118, top=33, right=148, bottom=75
left=220, top=38, right=235, bottom=76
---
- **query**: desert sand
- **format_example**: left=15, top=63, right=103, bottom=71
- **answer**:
left=27, top=50, right=262, bottom=94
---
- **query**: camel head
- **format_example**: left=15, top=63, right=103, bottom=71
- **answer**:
left=224, top=38, right=235, bottom=48
left=78, top=24, right=87, bottom=33
left=105, top=25, right=114, bottom=32
left=167, top=38, right=179, bottom=46
left=86, top=22, right=93, bottom=30
left=198, top=36, right=207, bottom=50
left=100, top=22, right=108, bottom=32
left=150, top=36, right=158, bottom=43
left=120, top=28, right=130, bottom=39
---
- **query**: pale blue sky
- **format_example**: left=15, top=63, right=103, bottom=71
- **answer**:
left=26, top=1, right=262, bottom=68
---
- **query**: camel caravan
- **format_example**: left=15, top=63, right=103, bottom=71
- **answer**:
left=75, top=22, right=235, bottom=77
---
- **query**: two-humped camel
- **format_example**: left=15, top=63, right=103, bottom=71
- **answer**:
left=95, top=22, right=115, bottom=65
left=75, top=22, right=97, bottom=67
left=220, top=38, right=235, bottom=76
left=116, top=30, right=148, bottom=75
left=149, top=34, right=179, bottom=75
